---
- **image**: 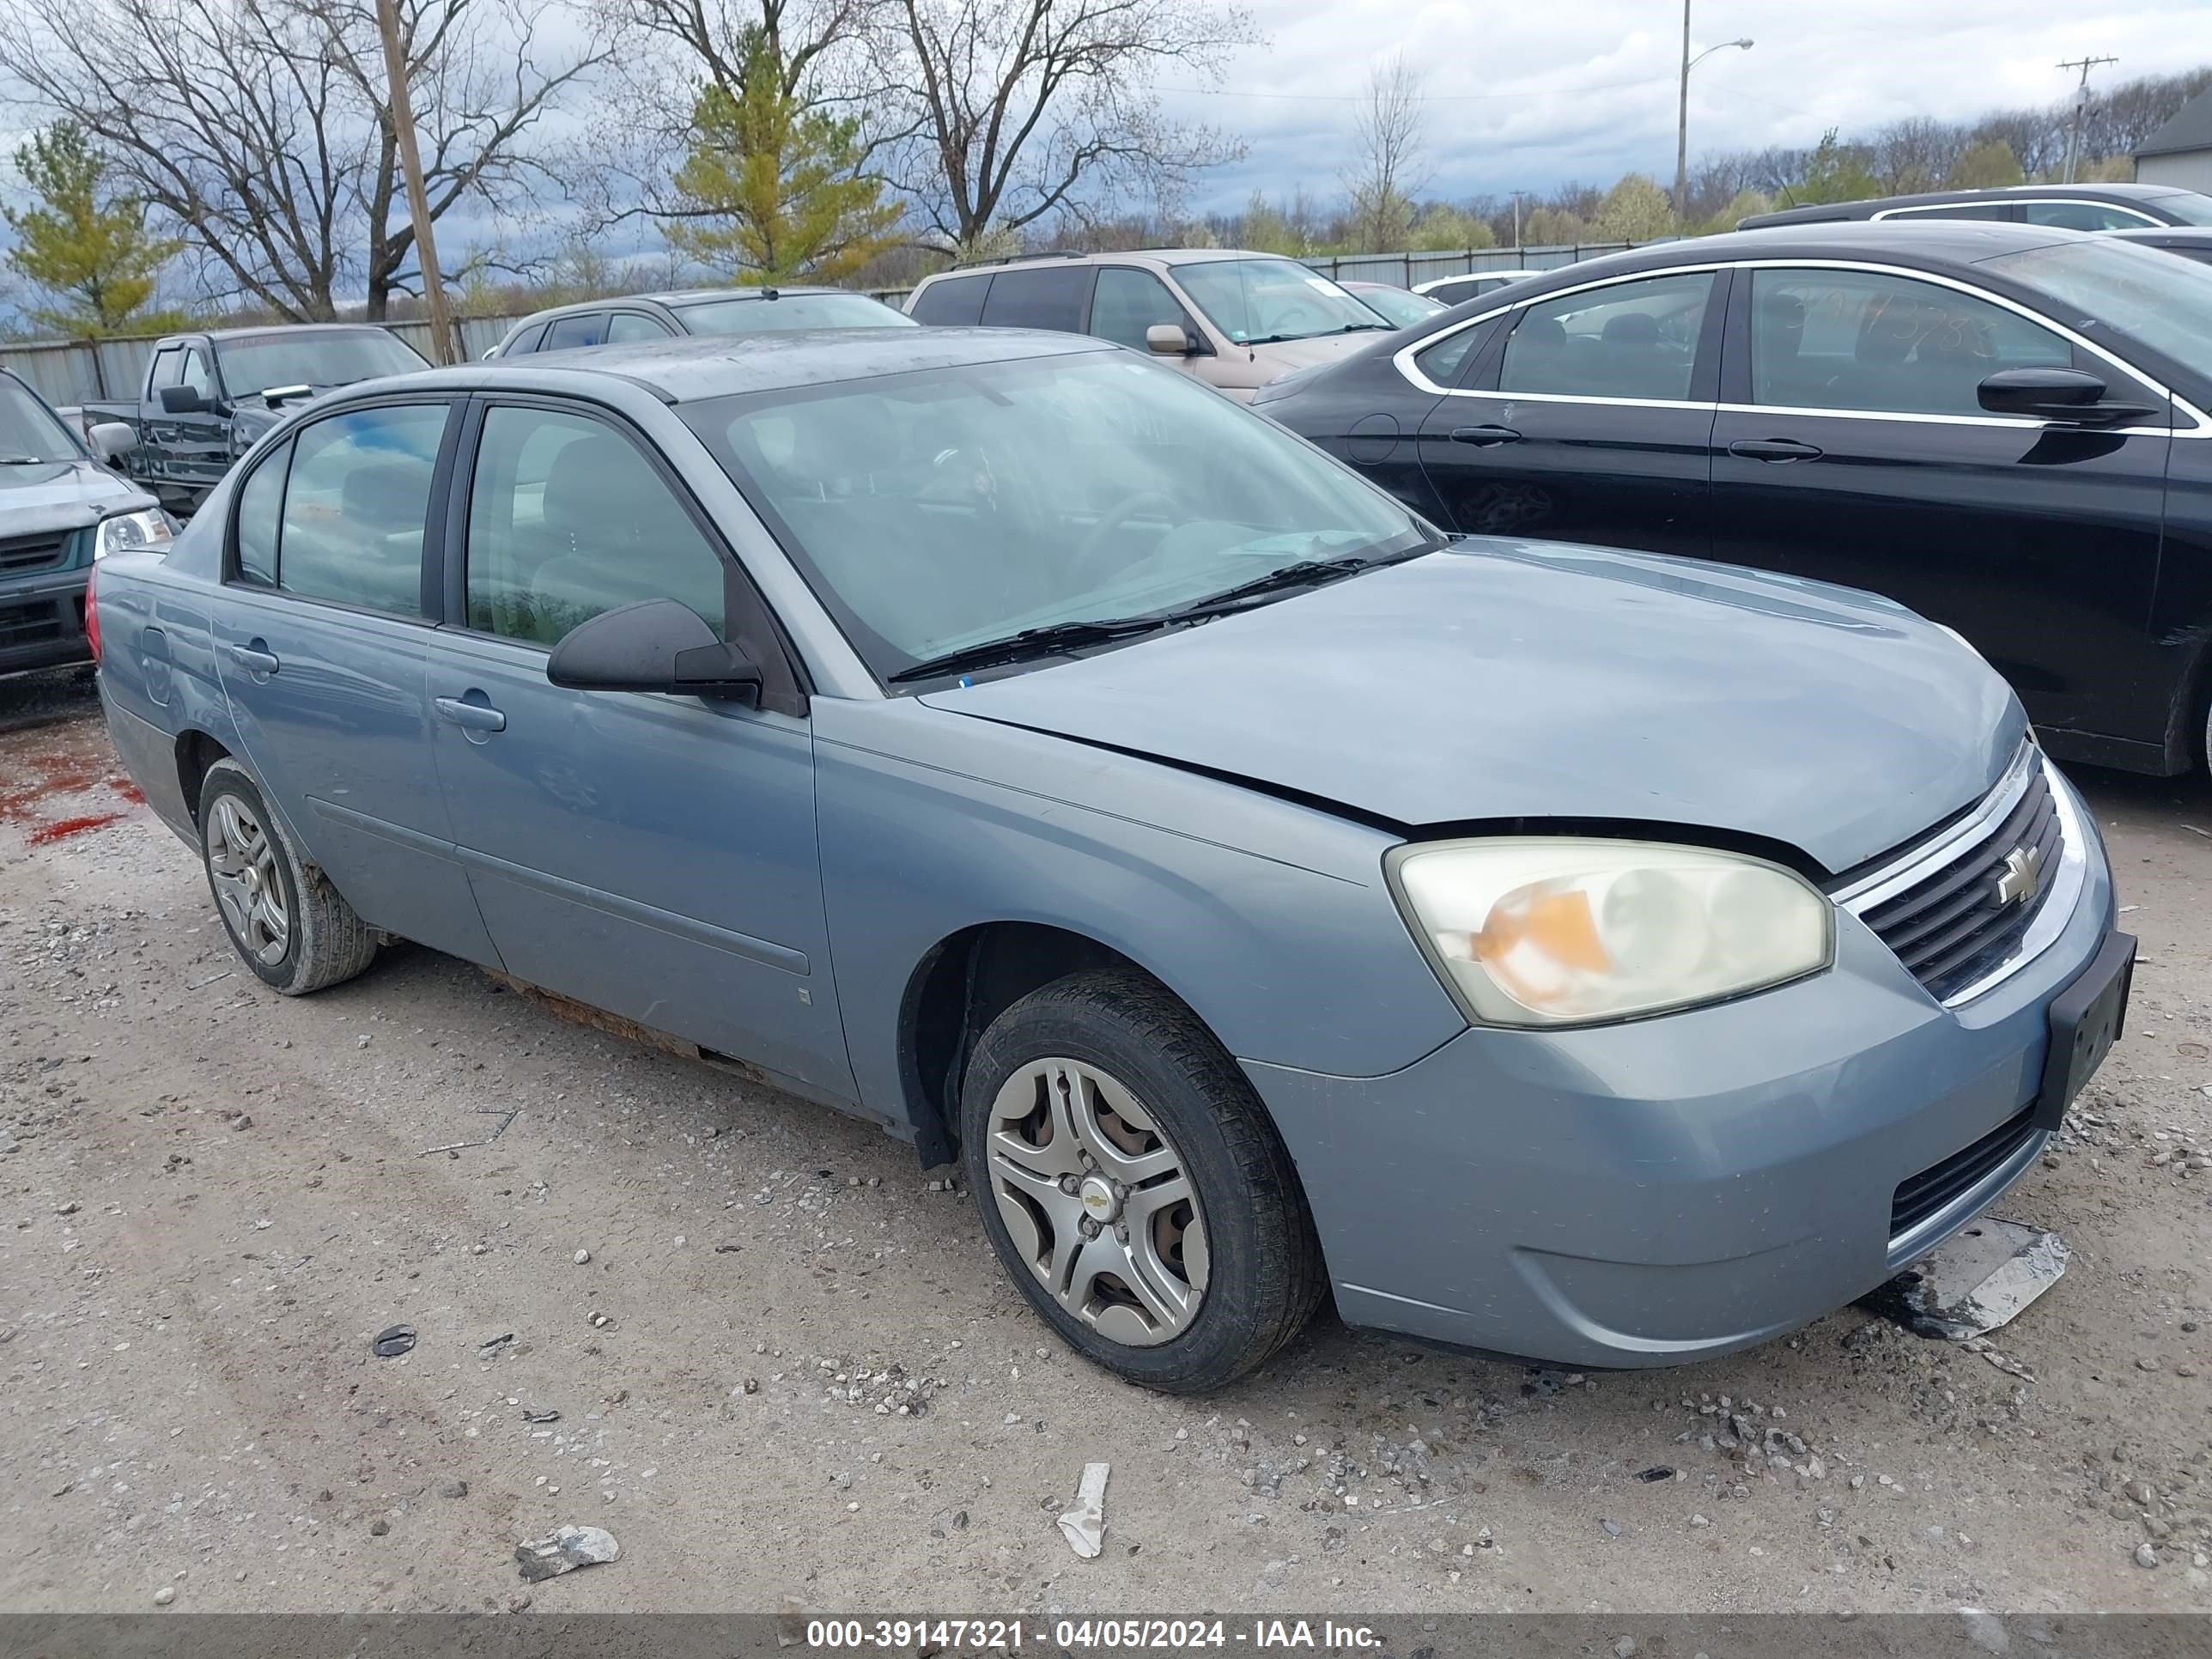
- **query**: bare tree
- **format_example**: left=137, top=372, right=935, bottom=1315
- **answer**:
left=1868, top=116, right=1963, bottom=195
left=1341, top=53, right=1427, bottom=253
left=878, top=0, right=1258, bottom=255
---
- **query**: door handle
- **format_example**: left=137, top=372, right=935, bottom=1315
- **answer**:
left=1449, top=424, right=1522, bottom=447
left=434, top=695, right=507, bottom=733
left=227, top=641, right=279, bottom=674
left=1728, top=437, right=1825, bottom=462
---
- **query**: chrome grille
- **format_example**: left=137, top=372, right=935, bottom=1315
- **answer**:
left=1834, top=744, right=2077, bottom=1006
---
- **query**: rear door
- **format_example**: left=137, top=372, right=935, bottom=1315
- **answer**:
left=1705, top=262, right=2172, bottom=752
left=1087, top=265, right=1208, bottom=383
left=1413, top=266, right=1725, bottom=556
left=210, top=398, right=501, bottom=964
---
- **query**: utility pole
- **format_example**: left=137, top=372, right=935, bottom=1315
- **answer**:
left=1675, top=2, right=1753, bottom=222
left=2057, top=54, right=2118, bottom=185
left=1510, top=190, right=1533, bottom=250
left=375, top=0, right=458, bottom=364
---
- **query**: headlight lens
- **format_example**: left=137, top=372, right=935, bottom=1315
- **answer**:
left=94, top=507, right=178, bottom=561
left=1387, top=837, right=1834, bottom=1027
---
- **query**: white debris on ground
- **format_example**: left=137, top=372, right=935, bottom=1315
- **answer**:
left=1056, top=1462, right=1109, bottom=1559
left=514, top=1523, right=620, bottom=1582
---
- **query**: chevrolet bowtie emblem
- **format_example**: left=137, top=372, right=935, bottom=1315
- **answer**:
left=1996, top=843, right=2045, bottom=907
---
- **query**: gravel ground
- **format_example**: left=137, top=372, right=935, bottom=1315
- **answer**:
left=4, top=673, right=2212, bottom=1617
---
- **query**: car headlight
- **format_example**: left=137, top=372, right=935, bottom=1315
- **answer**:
left=1386, top=837, right=1834, bottom=1027
left=94, top=507, right=179, bottom=561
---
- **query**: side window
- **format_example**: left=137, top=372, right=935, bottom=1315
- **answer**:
left=1424, top=277, right=1485, bottom=307
left=1498, top=270, right=1715, bottom=401
left=542, top=312, right=610, bottom=351
left=2022, top=200, right=2152, bottom=231
left=1412, top=320, right=1492, bottom=386
left=502, top=322, right=550, bottom=356
left=1883, top=203, right=2012, bottom=222
left=231, top=438, right=289, bottom=587
left=978, top=265, right=1092, bottom=332
left=908, top=274, right=989, bottom=325
left=605, top=312, right=673, bottom=343
left=148, top=347, right=184, bottom=392
left=1747, top=268, right=2072, bottom=416
left=464, top=405, right=726, bottom=647
left=180, top=348, right=217, bottom=400
left=1089, top=268, right=1193, bottom=350
left=276, top=404, right=447, bottom=615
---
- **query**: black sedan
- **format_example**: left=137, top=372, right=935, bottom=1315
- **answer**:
left=1738, top=182, right=2212, bottom=232
left=1254, top=220, right=2212, bottom=777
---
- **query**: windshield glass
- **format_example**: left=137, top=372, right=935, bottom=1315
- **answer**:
left=684, top=349, right=1428, bottom=680
left=220, top=331, right=427, bottom=396
left=1173, top=258, right=1393, bottom=344
left=677, top=293, right=917, bottom=335
left=0, top=375, right=81, bottom=463
left=2148, top=191, right=2212, bottom=227
left=1984, top=235, right=2212, bottom=382
left=1352, top=285, right=1447, bottom=327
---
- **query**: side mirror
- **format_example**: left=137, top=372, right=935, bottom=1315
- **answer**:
left=547, top=599, right=763, bottom=702
left=1978, top=367, right=2158, bottom=427
left=157, top=384, right=206, bottom=415
left=87, top=422, right=137, bottom=463
left=1146, top=323, right=1195, bottom=356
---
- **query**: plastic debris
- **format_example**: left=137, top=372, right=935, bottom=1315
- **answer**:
left=1056, top=1462, right=1109, bottom=1559
left=372, top=1324, right=416, bottom=1358
left=1635, top=1466, right=1674, bottom=1483
left=1860, top=1218, right=2069, bottom=1340
left=514, top=1523, right=620, bottom=1582
left=477, top=1332, right=516, bottom=1359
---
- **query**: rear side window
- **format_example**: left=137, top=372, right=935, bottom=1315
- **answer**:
left=605, top=312, right=673, bottom=343
left=1498, top=270, right=1714, bottom=401
left=1413, top=320, right=1493, bottom=386
left=271, top=404, right=447, bottom=615
left=908, top=274, right=989, bottom=325
left=979, top=265, right=1092, bottom=332
left=2021, top=200, right=2154, bottom=231
left=501, top=322, right=550, bottom=356
left=543, top=312, right=611, bottom=350
left=232, top=439, right=289, bottom=586
left=1422, top=277, right=1490, bottom=307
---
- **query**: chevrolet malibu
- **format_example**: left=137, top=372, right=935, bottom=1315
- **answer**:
left=90, top=328, right=2131, bottom=1392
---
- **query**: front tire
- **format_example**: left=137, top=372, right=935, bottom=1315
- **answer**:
left=198, top=758, right=378, bottom=995
left=960, top=969, right=1325, bottom=1393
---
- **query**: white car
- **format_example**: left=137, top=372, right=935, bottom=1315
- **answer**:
left=1413, top=269, right=1544, bottom=307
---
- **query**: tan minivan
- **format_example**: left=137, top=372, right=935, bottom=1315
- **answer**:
left=903, top=249, right=1395, bottom=399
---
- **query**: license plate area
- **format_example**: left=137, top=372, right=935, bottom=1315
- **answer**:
left=2034, top=931, right=2134, bottom=1133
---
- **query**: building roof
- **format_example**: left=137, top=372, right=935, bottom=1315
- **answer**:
left=2138, top=86, right=2212, bottom=160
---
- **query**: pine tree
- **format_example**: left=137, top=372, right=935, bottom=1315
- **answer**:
left=3, top=122, right=183, bottom=336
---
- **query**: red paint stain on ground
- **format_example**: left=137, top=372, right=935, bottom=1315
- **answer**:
left=27, top=811, right=128, bottom=846
left=0, top=712, right=148, bottom=849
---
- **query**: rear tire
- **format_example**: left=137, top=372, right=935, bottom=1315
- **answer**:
left=198, top=758, right=377, bottom=996
left=960, top=969, right=1325, bottom=1393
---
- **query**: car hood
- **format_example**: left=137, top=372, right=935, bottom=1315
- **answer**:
left=0, top=459, right=149, bottom=530
left=918, top=540, right=2025, bottom=875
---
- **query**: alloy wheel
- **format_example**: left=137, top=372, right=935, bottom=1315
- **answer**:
left=207, top=794, right=289, bottom=965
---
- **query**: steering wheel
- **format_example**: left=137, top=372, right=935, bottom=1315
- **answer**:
left=1267, top=300, right=1330, bottom=337
left=1068, top=490, right=1184, bottom=590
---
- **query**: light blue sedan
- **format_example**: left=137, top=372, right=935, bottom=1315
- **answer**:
left=88, top=327, right=2130, bottom=1391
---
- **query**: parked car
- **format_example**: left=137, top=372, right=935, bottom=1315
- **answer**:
left=904, top=250, right=1393, bottom=398
left=90, top=326, right=2127, bottom=1389
left=2112, top=225, right=2212, bottom=267
left=1255, top=220, right=2212, bottom=778
left=1340, top=280, right=1449, bottom=328
left=1739, top=182, right=2212, bottom=232
left=1414, top=269, right=1544, bottom=307
left=82, top=325, right=428, bottom=517
left=1, top=368, right=174, bottom=678
left=487, top=287, right=916, bottom=357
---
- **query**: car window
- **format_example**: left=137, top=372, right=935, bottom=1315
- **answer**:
left=1412, top=321, right=1492, bottom=386
left=908, top=274, right=990, bottom=326
left=677, top=293, right=915, bottom=334
left=180, top=348, right=217, bottom=400
left=1171, top=258, right=1389, bottom=345
left=605, top=313, right=673, bottom=344
left=274, top=404, right=447, bottom=615
left=1498, top=271, right=1715, bottom=401
left=232, top=438, right=289, bottom=586
left=1423, top=277, right=1488, bottom=307
left=216, top=331, right=425, bottom=395
left=543, top=312, right=611, bottom=351
left=1353, top=286, right=1446, bottom=328
left=148, top=347, right=185, bottom=392
left=1880, top=203, right=2012, bottom=222
left=465, top=405, right=726, bottom=647
left=979, top=266, right=1093, bottom=332
left=1089, top=268, right=1195, bottom=351
left=2021, top=200, right=2153, bottom=232
left=503, top=322, right=550, bottom=356
left=1748, top=269, right=2071, bottom=416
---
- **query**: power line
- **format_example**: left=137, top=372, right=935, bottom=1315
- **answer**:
left=2057, top=53, right=2118, bottom=184
left=1158, top=73, right=1678, bottom=105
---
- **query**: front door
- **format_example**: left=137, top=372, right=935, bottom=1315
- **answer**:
left=1414, top=267, right=1724, bottom=558
left=1705, top=264, right=2172, bottom=754
left=211, top=398, right=501, bottom=965
left=422, top=399, right=854, bottom=1098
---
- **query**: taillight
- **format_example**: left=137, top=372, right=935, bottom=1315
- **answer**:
left=84, top=561, right=101, bottom=662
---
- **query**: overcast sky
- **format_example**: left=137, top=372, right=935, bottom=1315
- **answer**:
left=1162, top=0, right=2212, bottom=214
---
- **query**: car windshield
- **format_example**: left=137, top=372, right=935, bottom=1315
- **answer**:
left=219, top=331, right=428, bottom=396
left=676, top=293, right=918, bottom=335
left=1984, top=235, right=2212, bottom=383
left=684, top=349, right=1430, bottom=680
left=1172, top=258, right=1394, bottom=344
left=0, top=376, right=80, bottom=463
left=2148, top=191, right=2212, bottom=227
left=1353, top=286, right=1448, bottom=327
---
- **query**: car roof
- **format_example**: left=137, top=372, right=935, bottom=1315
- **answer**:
left=918, top=247, right=1303, bottom=283
left=1666, top=218, right=2094, bottom=264
left=190, top=324, right=395, bottom=345
left=504, top=287, right=859, bottom=332
left=401, top=325, right=1116, bottom=404
left=1740, top=182, right=2191, bottom=228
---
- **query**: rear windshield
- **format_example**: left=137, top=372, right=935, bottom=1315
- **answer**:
left=2147, top=191, right=2212, bottom=226
left=675, top=294, right=916, bottom=335
left=1984, top=234, right=2212, bottom=385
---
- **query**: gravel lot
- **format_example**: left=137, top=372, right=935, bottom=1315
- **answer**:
left=4, top=670, right=2212, bottom=1617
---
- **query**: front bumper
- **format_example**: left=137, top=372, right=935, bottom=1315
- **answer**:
left=1244, top=766, right=2115, bottom=1370
left=0, top=568, right=92, bottom=675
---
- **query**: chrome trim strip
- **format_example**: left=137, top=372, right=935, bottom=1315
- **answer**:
left=1940, top=759, right=2088, bottom=1006
left=1389, top=256, right=2209, bottom=436
left=1871, top=199, right=2161, bottom=228
left=1830, top=741, right=2039, bottom=908
left=1886, top=1122, right=2050, bottom=1267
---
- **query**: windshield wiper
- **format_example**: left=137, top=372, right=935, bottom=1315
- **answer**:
left=1242, top=323, right=1392, bottom=345
left=1154, top=556, right=1383, bottom=618
left=888, top=616, right=1179, bottom=684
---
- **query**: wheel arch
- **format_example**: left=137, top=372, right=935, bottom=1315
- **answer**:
left=175, top=728, right=234, bottom=829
